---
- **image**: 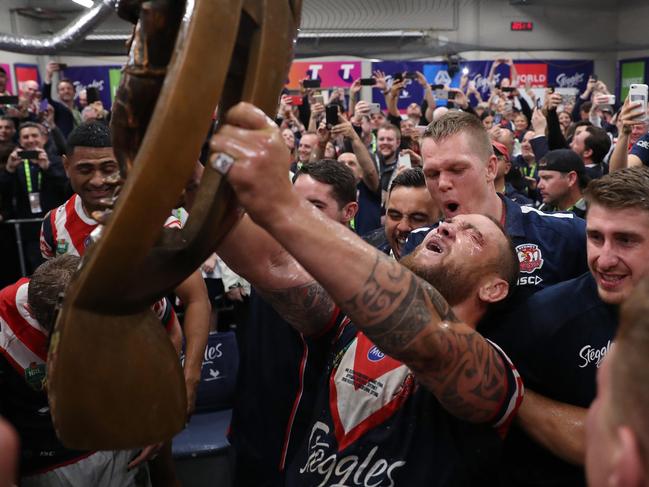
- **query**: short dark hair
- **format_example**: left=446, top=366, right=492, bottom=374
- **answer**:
left=377, top=123, right=401, bottom=140
left=389, top=167, right=425, bottom=193
left=27, top=255, right=80, bottom=332
left=0, top=115, right=15, bottom=127
left=585, top=166, right=649, bottom=213
left=58, top=78, right=74, bottom=89
left=66, top=121, right=112, bottom=156
left=584, top=126, right=611, bottom=163
left=581, top=101, right=593, bottom=114
left=295, top=159, right=357, bottom=208
left=424, top=111, right=493, bottom=163
left=18, top=121, right=45, bottom=136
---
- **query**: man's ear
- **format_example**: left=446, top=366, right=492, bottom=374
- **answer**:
left=478, top=276, right=509, bottom=304
left=583, top=147, right=593, bottom=161
left=343, top=201, right=359, bottom=223
left=567, top=171, right=578, bottom=188
left=486, top=154, right=498, bottom=183
left=62, top=154, right=70, bottom=178
left=610, top=426, right=646, bottom=487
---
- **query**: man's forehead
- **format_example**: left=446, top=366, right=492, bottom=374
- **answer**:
left=20, top=127, right=41, bottom=137
left=70, top=146, right=116, bottom=163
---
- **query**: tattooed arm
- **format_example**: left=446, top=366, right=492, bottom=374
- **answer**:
left=214, top=103, right=510, bottom=422
left=218, top=215, right=337, bottom=336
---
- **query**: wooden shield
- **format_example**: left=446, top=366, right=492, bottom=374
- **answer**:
left=47, top=0, right=302, bottom=450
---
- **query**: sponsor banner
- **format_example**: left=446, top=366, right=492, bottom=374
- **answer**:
left=371, top=61, right=425, bottom=110
left=372, top=59, right=593, bottom=110
left=61, top=65, right=121, bottom=109
left=286, top=61, right=361, bottom=89
left=619, top=60, right=645, bottom=101
left=14, top=63, right=40, bottom=94
left=0, top=63, right=14, bottom=94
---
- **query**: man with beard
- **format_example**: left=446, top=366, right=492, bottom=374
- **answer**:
left=404, top=111, right=587, bottom=298
left=42, top=62, right=81, bottom=138
left=212, top=102, right=523, bottom=486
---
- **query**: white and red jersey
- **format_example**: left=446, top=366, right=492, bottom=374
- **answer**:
left=40, top=194, right=183, bottom=260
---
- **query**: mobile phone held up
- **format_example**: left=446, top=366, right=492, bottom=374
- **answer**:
left=86, top=87, right=100, bottom=104
left=325, top=104, right=339, bottom=127
left=18, top=150, right=40, bottom=160
left=360, top=78, right=376, bottom=86
left=629, top=84, right=648, bottom=121
left=0, top=95, right=19, bottom=105
left=303, top=79, right=321, bottom=89
left=398, top=152, right=412, bottom=169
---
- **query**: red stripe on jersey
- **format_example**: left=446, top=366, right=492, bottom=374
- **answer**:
left=279, top=334, right=309, bottom=471
left=0, top=280, right=48, bottom=360
left=64, top=195, right=97, bottom=256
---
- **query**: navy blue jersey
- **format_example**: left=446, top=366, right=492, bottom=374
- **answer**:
left=355, top=181, right=382, bottom=237
left=404, top=195, right=588, bottom=299
left=285, top=322, right=523, bottom=487
left=630, top=133, right=649, bottom=165
left=229, top=291, right=343, bottom=487
left=481, top=272, right=618, bottom=487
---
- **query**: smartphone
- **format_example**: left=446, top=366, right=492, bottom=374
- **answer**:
left=360, top=78, right=377, bottom=86
left=600, top=94, right=616, bottom=106
left=290, top=95, right=303, bottom=106
left=18, top=150, right=40, bottom=160
left=325, top=104, right=339, bottom=126
left=590, top=74, right=598, bottom=81
left=39, top=98, right=48, bottom=112
left=313, top=94, right=324, bottom=105
left=405, top=72, right=418, bottom=79
left=536, top=98, right=543, bottom=109
left=398, top=152, right=412, bottom=169
left=494, top=114, right=502, bottom=124
left=369, top=103, right=381, bottom=114
left=448, top=91, right=457, bottom=100
left=430, top=84, right=445, bottom=90
left=303, top=79, right=321, bottom=89
left=0, top=95, right=19, bottom=105
left=629, top=84, right=648, bottom=121
left=392, top=72, right=404, bottom=82
left=58, top=63, right=68, bottom=70
left=501, top=86, right=516, bottom=93
left=86, top=87, right=100, bottom=104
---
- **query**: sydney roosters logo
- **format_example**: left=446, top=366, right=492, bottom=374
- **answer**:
left=516, top=243, right=544, bottom=274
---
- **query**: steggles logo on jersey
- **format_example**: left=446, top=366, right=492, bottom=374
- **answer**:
left=24, top=362, right=46, bottom=391
left=516, top=243, right=544, bottom=274
left=299, top=421, right=406, bottom=487
left=579, top=340, right=613, bottom=369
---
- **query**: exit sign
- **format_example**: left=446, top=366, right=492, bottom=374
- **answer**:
left=511, top=21, right=534, bottom=31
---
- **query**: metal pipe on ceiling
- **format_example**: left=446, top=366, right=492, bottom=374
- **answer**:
left=0, top=0, right=117, bottom=54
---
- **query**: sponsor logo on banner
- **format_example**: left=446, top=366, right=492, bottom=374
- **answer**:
left=516, top=243, right=544, bottom=274
left=555, top=72, right=586, bottom=88
left=515, top=64, right=548, bottom=87
left=434, top=70, right=452, bottom=86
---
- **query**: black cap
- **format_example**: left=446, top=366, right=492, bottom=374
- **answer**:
left=539, top=149, right=586, bottom=174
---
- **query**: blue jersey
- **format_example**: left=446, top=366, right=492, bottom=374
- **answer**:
left=286, top=322, right=523, bottom=487
left=404, top=195, right=588, bottom=298
left=630, top=132, right=649, bottom=165
left=481, top=272, right=617, bottom=487
left=229, top=291, right=343, bottom=487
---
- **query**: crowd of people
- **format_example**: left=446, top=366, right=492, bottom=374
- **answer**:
left=0, top=55, right=649, bottom=487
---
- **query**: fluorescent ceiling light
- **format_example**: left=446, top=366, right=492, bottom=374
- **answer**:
left=298, top=30, right=425, bottom=39
left=71, top=0, right=94, bottom=8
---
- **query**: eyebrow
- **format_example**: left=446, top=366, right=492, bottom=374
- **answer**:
left=459, top=221, right=486, bottom=246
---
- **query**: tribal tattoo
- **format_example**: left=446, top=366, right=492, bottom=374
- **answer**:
left=343, top=254, right=508, bottom=423
left=259, top=281, right=337, bottom=336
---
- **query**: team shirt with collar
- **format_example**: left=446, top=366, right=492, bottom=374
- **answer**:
left=285, top=321, right=523, bottom=487
left=482, top=272, right=617, bottom=487
left=0, top=278, right=175, bottom=475
left=630, top=132, right=649, bottom=165
left=40, top=193, right=182, bottom=259
left=403, top=195, right=588, bottom=298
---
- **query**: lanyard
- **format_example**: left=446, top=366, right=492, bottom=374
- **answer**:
left=23, top=160, right=42, bottom=193
left=522, top=162, right=536, bottom=178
